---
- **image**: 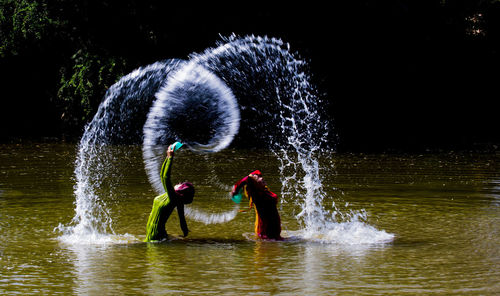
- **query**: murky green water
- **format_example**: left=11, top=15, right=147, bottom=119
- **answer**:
left=1, top=143, right=499, bottom=295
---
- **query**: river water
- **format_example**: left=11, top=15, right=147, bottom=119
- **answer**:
left=1, top=143, right=499, bottom=295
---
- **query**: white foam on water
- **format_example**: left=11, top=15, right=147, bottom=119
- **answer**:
left=288, top=219, right=395, bottom=245
left=57, top=230, right=138, bottom=245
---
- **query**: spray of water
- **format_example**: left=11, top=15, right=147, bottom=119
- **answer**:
left=194, top=35, right=392, bottom=243
left=143, top=62, right=240, bottom=193
left=56, top=60, right=184, bottom=243
left=57, top=35, right=393, bottom=245
left=142, top=61, right=241, bottom=224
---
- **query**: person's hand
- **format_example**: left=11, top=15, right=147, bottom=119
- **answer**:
left=166, top=145, right=175, bottom=158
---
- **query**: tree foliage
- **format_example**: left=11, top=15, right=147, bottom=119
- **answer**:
left=56, top=49, right=127, bottom=132
left=1, top=0, right=499, bottom=149
left=0, top=0, right=55, bottom=57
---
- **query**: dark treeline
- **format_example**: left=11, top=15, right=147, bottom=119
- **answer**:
left=1, top=1, right=499, bottom=152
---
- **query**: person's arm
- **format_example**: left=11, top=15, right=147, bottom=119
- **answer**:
left=177, top=204, right=189, bottom=237
left=231, top=176, right=249, bottom=197
left=160, top=146, right=175, bottom=195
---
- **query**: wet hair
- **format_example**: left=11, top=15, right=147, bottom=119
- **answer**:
left=175, top=182, right=195, bottom=204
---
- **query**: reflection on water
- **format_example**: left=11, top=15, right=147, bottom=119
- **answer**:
left=0, top=144, right=499, bottom=295
left=489, top=177, right=500, bottom=206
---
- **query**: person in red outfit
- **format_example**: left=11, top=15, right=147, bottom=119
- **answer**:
left=231, top=170, right=282, bottom=240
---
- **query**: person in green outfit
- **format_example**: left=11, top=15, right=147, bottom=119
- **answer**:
left=144, top=144, right=195, bottom=242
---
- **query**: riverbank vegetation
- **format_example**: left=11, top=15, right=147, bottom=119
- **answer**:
left=1, top=1, right=499, bottom=151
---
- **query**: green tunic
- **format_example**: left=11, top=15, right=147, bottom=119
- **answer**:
left=144, top=156, right=188, bottom=242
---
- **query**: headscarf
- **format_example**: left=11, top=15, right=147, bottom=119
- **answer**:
left=175, top=182, right=195, bottom=204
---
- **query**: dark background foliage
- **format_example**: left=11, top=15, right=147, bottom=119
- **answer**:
left=1, top=1, right=499, bottom=152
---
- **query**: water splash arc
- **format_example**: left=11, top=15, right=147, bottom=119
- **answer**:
left=57, top=35, right=394, bottom=245
left=143, top=62, right=240, bottom=195
left=56, top=60, right=184, bottom=243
